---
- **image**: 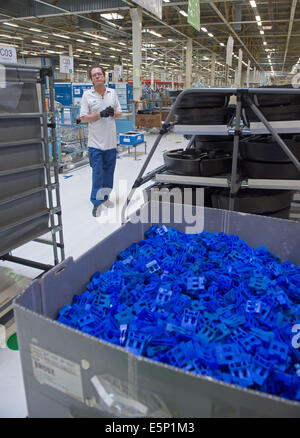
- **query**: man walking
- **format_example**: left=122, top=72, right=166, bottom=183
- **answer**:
left=80, top=65, right=122, bottom=217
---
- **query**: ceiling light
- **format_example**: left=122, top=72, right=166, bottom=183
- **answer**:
left=179, top=10, right=188, bottom=17
left=109, top=47, right=122, bottom=51
left=14, top=36, right=23, bottom=40
left=163, top=0, right=170, bottom=2
left=0, top=34, right=11, bottom=38
left=148, top=30, right=162, bottom=37
left=83, top=32, right=108, bottom=40
left=264, top=42, right=267, bottom=46
left=41, top=35, right=49, bottom=39
left=86, top=50, right=92, bottom=54
left=29, top=27, right=42, bottom=32
left=119, top=42, right=126, bottom=46
left=168, top=39, right=173, bottom=41
left=257, top=21, right=262, bottom=26
left=76, top=39, right=85, bottom=43
left=73, top=54, right=80, bottom=57
left=91, top=43, right=99, bottom=46
left=32, top=40, right=51, bottom=45
left=220, top=42, right=225, bottom=47
left=100, top=13, right=123, bottom=20
left=79, top=63, right=87, bottom=66
left=3, top=22, right=19, bottom=27
left=53, top=33, right=70, bottom=39
left=110, top=55, right=116, bottom=58
left=94, top=52, right=101, bottom=55
left=260, top=30, right=264, bottom=34
left=208, top=33, right=214, bottom=37
left=250, top=0, right=256, bottom=7
left=201, top=27, right=208, bottom=32
left=55, top=45, right=64, bottom=48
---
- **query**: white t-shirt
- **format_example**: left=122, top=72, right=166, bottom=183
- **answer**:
left=80, top=86, right=122, bottom=150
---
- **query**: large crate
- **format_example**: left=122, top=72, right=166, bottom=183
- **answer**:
left=14, top=203, right=300, bottom=418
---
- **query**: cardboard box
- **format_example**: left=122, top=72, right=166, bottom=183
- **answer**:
left=135, top=113, right=161, bottom=129
left=14, top=203, right=300, bottom=418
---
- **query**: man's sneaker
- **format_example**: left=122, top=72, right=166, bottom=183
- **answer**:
left=92, top=205, right=103, bottom=217
left=103, top=199, right=114, bottom=208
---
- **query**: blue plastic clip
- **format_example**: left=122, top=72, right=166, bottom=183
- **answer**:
left=187, top=276, right=206, bottom=291
left=229, top=360, right=253, bottom=387
left=246, top=300, right=262, bottom=314
left=215, top=344, right=241, bottom=365
left=181, top=309, right=199, bottom=332
left=125, top=332, right=148, bottom=355
left=155, top=287, right=173, bottom=305
left=146, top=260, right=162, bottom=276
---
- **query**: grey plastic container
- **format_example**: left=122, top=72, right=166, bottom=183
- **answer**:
left=0, top=212, right=49, bottom=256
left=0, top=141, right=44, bottom=171
left=0, top=167, right=45, bottom=203
left=0, top=190, right=47, bottom=230
left=0, top=117, right=41, bottom=143
left=14, top=203, right=300, bottom=418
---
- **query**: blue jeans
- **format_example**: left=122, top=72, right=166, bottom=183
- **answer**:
left=88, top=147, right=117, bottom=207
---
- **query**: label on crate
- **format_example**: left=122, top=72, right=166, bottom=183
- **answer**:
left=30, top=344, right=84, bottom=402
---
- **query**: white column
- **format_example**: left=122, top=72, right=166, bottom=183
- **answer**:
left=130, top=7, right=142, bottom=102
left=69, top=44, right=74, bottom=83
left=210, top=53, right=216, bottom=87
left=185, top=38, right=193, bottom=89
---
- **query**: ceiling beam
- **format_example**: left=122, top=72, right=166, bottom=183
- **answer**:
left=281, top=0, right=297, bottom=71
left=209, top=2, right=262, bottom=70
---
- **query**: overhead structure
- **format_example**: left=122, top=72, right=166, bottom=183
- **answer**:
left=0, top=1, right=298, bottom=83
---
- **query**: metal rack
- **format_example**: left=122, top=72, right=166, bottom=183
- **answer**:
left=122, top=87, right=300, bottom=221
left=0, top=63, right=65, bottom=274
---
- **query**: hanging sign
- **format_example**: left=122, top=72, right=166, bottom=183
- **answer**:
left=226, top=36, right=234, bottom=67
left=59, top=55, right=74, bottom=74
left=132, top=0, right=162, bottom=19
left=188, top=0, right=200, bottom=32
left=0, top=45, right=17, bottom=64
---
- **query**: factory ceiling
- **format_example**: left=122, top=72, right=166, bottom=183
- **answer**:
left=0, top=0, right=299, bottom=80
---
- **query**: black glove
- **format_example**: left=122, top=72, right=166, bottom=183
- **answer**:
left=100, top=106, right=114, bottom=118
left=106, top=106, right=114, bottom=116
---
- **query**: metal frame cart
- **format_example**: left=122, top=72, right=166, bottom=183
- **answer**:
left=0, top=63, right=65, bottom=292
left=121, top=87, right=300, bottom=221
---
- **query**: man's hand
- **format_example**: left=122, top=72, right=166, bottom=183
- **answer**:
left=100, top=106, right=114, bottom=118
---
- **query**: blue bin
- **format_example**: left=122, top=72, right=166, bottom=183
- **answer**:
left=119, top=131, right=144, bottom=146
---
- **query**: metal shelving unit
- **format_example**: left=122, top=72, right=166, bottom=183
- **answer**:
left=0, top=63, right=65, bottom=275
left=122, top=87, right=300, bottom=221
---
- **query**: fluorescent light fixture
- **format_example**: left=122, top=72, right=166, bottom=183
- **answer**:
left=109, top=47, right=122, bottom=51
left=110, top=55, right=116, bottom=58
left=94, top=52, right=101, bottom=55
left=3, top=22, right=19, bottom=27
left=86, top=50, right=92, bottom=54
left=179, top=10, right=188, bottom=17
left=0, top=34, right=11, bottom=38
left=250, top=0, right=256, bottom=7
left=119, top=42, right=126, bottom=46
left=32, top=40, right=51, bottom=45
left=41, top=35, right=49, bottom=38
left=91, top=43, right=99, bottom=46
left=55, top=45, right=64, bottom=48
left=148, top=30, right=162, bottom=37
left=264, top=41, right=267, bottom=45
left=83, top=32, right=108, bottom=40
left=163, top=0, right=170, bottom=2
left=14, top=36, right=23, bottom=40
left=201, top=27, right=208, bottom=32
left=76, top=48, right=84, bottom=52
left=257, top=21, right=262, bottom=26
left=220, top=42, right=225, bottom=47
left=53, top=33, right=70, bottom=39
left=29, top=27, right=42, bottom=32
left=73, top=54, right=80, bottom=57
left=100, top=13, right=123, bottom=20
left=76, top=39, right=85, bottom=43
left=260, top=30, right=264, bottom=34
left=168, top=39, right=173, bottom=41
left=208, top=33, right=214, bottom=37
left=46, top=50, right=56, bottom=54
left=255, top=15, right=261, bottom=21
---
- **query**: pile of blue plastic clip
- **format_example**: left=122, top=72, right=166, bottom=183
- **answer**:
left=57, top=225, right=300, bottom=402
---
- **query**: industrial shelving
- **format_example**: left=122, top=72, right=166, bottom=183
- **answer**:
left=122, top=87, right=300, bottom=220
